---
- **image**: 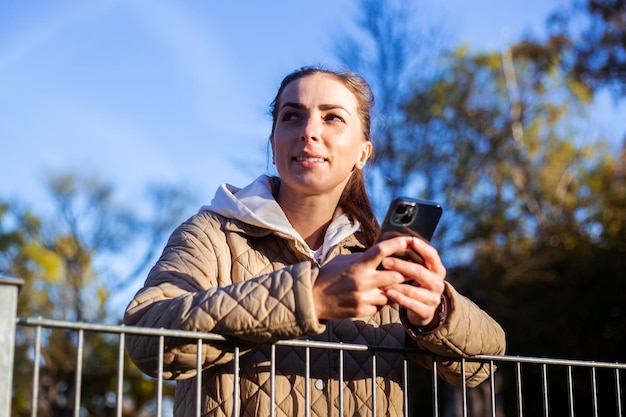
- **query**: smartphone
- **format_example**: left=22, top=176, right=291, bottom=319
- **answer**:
left=375, top=197, right=443, bottom=265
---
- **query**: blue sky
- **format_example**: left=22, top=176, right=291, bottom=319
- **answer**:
left=5, top=0, right=626, bottom=311
left=7, top=0, right=615, bottom=213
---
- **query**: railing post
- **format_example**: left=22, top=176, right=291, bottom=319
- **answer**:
left=0, top=276, right=24, bottom=417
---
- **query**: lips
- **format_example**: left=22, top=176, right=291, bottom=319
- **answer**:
left=294, top=156, right=326, bottom=163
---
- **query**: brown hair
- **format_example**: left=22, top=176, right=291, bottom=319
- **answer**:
left=269, top=66, right=380, bottom=245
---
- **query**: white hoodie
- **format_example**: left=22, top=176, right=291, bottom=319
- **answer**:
left=201, top=174, right=361, bottom=263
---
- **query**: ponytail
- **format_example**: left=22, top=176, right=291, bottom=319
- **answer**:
left=339, top=169, right=379, bottom=246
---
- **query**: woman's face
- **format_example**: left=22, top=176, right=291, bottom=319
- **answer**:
left=271, top=73, right=372, bottom=201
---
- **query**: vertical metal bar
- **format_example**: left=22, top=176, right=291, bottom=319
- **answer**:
left=461, top=359, right=468, bottom=417
left=541, top=364, right=549, bottom=417
left=73, top=329, right=84, bottom=417
left=616, top=368, right=623, bottom=417
left=0, top=276, right=23, bottom=417
left=30, top=325, right=42, bottom=417
left=403, top=358, right=409, bottom=417
left=116, top=332, right=125, bottom=417
left=196, top=339, right=202, bottom=417
left=516, top=361, right=524, bottom=417
left=157, top=335, right=164, bottom=417
left=489, top=361, right=496, bottom=417
left=270, top=344, right=276, bottom=417
left=432, top=357, right=439, bottom=417
left=371, top=352, right=377, bottom=417
left=591, top=367, right=599, bottom=417
left=567, top=365, right=574, bottom=417
left=339, top=348, right=344, bottom=417
left=305, top=345, right=310, bottom=417
left=233, top=345, right=240, bottom=417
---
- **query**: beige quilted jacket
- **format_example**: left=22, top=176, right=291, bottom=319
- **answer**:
left=124, top=177, right=505, bottom=417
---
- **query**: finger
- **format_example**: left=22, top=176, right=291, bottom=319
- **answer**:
left=382, top=260, right=445, bottom=294
left=361, top=236, right=414, bottom=269
left=349, top=287, right=393, bottom=318
left=407, top=237, right=446, bottom=277
left=385, top=284, right=442, bottom=324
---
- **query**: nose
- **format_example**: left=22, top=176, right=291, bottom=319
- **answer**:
left=300, top=116, right=320, bottom=142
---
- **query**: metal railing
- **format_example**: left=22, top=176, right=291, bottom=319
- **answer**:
left=3, top=277, right=626, bottom=417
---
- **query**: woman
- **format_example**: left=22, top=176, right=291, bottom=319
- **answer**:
left=124, top=66, right=506, bottom=417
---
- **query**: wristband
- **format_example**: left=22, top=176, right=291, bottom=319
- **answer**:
left=400, top=294, right=448, bottom=338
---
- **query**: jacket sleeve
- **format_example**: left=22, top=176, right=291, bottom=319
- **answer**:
left=123, top=213, right=326, bottom=380
left=409, top=281, right=506, bottom=388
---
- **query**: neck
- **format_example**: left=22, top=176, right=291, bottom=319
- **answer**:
left=276, top=186, right=341, bottom=250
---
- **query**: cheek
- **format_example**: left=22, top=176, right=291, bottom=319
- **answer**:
left=342, top=137, right=368, bottom=165
left=271, top=138, right=292, bottom=170
left=271, top=132, right=283, bottom=153
left=272, top=127, right=291, bottom=147
left=272, top=138, right=286, bottom=160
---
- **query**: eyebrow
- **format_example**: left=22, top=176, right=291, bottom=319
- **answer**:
left=280, top=102, right=351, bottom=115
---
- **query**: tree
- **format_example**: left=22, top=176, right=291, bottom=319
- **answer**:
left=547, top=0, right=626, bottom=97
left=400, top=32, right=626, bottom=417
left=3, top=172, right=192, bottom=416
left=334, top=0, right=448, bottom=209
left=402, top=43, right=601, bottom=258
left=335, top=1, right=626, bottom=415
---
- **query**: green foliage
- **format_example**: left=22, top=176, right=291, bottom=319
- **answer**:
left=547, top=0, right=626, bottom=97
left=338, top=0, right=625, bottom=415
left=2, top=172, right=192, bottom=417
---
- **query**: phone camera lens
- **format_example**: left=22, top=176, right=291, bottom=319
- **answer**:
left=391, top=203, right=417, bottom=225
left=395, top=205, right=408, bottom=215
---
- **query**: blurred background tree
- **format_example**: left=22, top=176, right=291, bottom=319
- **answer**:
left=337, top=0, right=625, bottom=415
left=333, top=0, right=448, bottom=205
left=2, top=173, right=192, bottom=416
left=547, top=0, right=626, bottom=97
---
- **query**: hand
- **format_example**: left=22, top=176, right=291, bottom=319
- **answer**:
left=312, top=236, right=417, bottom=320
left=381, top=237, right=446, bottom=327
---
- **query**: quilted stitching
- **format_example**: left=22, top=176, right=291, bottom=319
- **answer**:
left=124, top=210, right=506, bottom=416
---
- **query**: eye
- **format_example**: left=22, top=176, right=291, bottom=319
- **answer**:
left=324, top=113, right=345, bottom=123
left=280, top=111, right=299, bottom=122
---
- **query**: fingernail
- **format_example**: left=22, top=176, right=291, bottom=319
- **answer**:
left=382, top=258, right=394, bottom=268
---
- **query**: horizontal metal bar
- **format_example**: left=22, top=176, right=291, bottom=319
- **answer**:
left=16, top=316, right=626, bottom=369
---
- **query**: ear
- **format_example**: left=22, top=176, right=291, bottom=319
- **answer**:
left=354, top=141, right=372, bottom=170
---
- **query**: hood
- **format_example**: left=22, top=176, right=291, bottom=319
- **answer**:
left=200, top=175, right=360, bottom=261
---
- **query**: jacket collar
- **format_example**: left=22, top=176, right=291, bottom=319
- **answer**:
left=200, top=175, right=362, bottom=262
